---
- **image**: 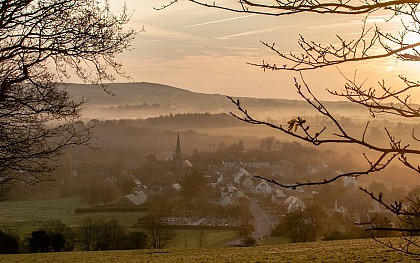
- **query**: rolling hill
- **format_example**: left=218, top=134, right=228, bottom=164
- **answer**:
left=63, top=82, right=369, bottom=121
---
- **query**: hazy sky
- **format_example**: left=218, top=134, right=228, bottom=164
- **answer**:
left=108, top=1, right=420, bottom=102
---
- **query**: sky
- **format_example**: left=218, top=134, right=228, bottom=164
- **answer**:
left=107, top=0, right=420, bottom=102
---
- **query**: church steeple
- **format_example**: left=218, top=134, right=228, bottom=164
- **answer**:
left=174, top=134, right=183, bottom=167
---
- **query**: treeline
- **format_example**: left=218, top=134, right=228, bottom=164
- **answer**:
left=143, top=113, right=246, bottom=129
left=271, top=205, right=395, bottom=243
left=71, top=116, right=255, bottom=165
left=108, top=102, right=172, bottom=111
left=0, top=217, right=174, bottom=254
left=92, top=113, right=247, bottom=130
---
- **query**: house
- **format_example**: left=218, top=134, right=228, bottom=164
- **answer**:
left=134, top=179, right=142, bottom=188
left=271, top=189, right=287, bottom=204
left=334, top=197, right=370, bottom=223
left=230, top=189, right=249, bottom=206
left=172, top=183, right=182, bottom=192
left=284, top=196, right=306, bottom=213
left=242, top=176, right=254, bottom=190
left=219, top=194, right=231, bottom=207
left=255, top=179, right=272, bottom=195
left=227, top=184, right=237, bottom=193
left=342, top=175, right=358, bottom=191
left=271, top=160, right=295, bottom=178
left=183, top=160, right=193, bottom=168
left=334, top=199, right=346, bottom=214
left=233, top=167, right=251, bottom=184
left=219, top=188, right=249, bottom=207
left=206, top=171, right=224, bottom=188
left=118, top=191, right=147, bottom=206
left=243, top=162, right=270, bottom=169
left=307, top=161, right=330, bottom=175
left=224, top=161, right=241, bottom=170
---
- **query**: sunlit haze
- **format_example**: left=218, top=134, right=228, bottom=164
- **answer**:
left=2, top=1, right=420, bottom=259
left=110, top=1, right=420, bottom=102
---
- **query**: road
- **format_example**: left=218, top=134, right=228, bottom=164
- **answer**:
left=249, top=200, right=273, bottom=240
left=224, top=200, right=273, bottom=246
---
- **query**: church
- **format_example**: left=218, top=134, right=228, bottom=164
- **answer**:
left=171, top=134, right=192, bottom=177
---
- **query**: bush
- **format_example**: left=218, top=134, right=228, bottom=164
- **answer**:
left=124, top=231, right=148, bottom=250
left=28, top=230, right=50, bottom=253
left=323, top=230, right=345, bottom=241
left=243, top=236, right=257, bottom=246
left=50, top=233, right=66, bottom=252
left=41, top=220, right=75, bottom=251
left=0, top=231, right=20, bottom=254
left=271, top=220, right=288, bottom=237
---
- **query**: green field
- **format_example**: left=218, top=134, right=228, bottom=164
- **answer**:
left=2, top=198, right=419, bottom=262
left=171, top=229, right=239, bottom=249
left=0, top=198, right=146, bottom=234
left=0, top=198, right=239, bottom=247
left=1, top=238, right=418, bottom=262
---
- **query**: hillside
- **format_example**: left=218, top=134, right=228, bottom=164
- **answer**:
left=63, top=82, right=370, bottom=121
left=1, top=239, right=416, bottom=262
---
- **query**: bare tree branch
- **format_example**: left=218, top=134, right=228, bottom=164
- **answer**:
left=0, top=0, right=136, bottom=199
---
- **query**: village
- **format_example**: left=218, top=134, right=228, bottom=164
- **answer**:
left=94, top=135, right=397, bottom=241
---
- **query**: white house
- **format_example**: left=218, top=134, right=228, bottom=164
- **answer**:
left=230, top=190, right=249, bottom=206
left=242, top=176, right=254, bottom=190
left=243, top=162, right=270, bottom=169
left=233, top=167, right=251, bottom=184
left=220, top=194, right=231, bottom=207
left=271, top=189, right=287, bottom=204
left=172, top=183, right=182, bottom=192
left=342, top=176, right=358, bottom=191
left=119, top=191, right=147, bottom=206
left=219, top=189, right=249, bottom=207
left=284, top=196, right=306, bottom=213
left=255, top=179, right=272, bottom=195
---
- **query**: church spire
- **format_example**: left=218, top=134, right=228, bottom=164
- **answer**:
left=174, top=134, right=182, bottom=166
left=176, top=134, right=181, bottom=153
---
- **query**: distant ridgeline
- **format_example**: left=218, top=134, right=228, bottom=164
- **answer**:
left=62, top=82, right=381, bottom=121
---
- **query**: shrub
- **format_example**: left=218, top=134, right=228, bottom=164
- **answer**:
left=0, top=231, right=19, bottom=254
left=28, top=230, right=50, bottom=253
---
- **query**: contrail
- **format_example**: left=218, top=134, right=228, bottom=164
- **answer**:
left=216, top=26, right=288, bottom=40
left=184, top=14, right=257, bottom=28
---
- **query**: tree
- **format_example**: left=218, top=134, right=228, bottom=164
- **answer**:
left=0, top=0, right=136, bottom=199
left=286, top=209, right=318, bottom=243
left=80, top=186, right=101, bottom=208
left=50, top=233, right=66, bottom=252
left=277, top=205, right=324, bottom=243
left=143, top=216, right=176, bottom=249
left=181, top=170, right=211, bottom=204
left=28, top=230, right=50, bottom=253
left=124, top=231, right=148, bottom=250
left=96, top=219, right=126, bottom=251
left=0, top=230, right=19, bottom=254
left=164, top=0, right=420, bottom=255
left=259, top=136, right=281, bottom=153
left=78, top=217, right=95, bottom=251
left=41, top=219, right=75, bottom=251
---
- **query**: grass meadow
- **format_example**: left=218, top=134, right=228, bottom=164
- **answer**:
left=0, top=198, right=240, bottom=248
left=0, top=198, right=147, bottom=236
left=1, top=199, right=419, bottom=262
left=1, top=238, right=418, bottom=262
